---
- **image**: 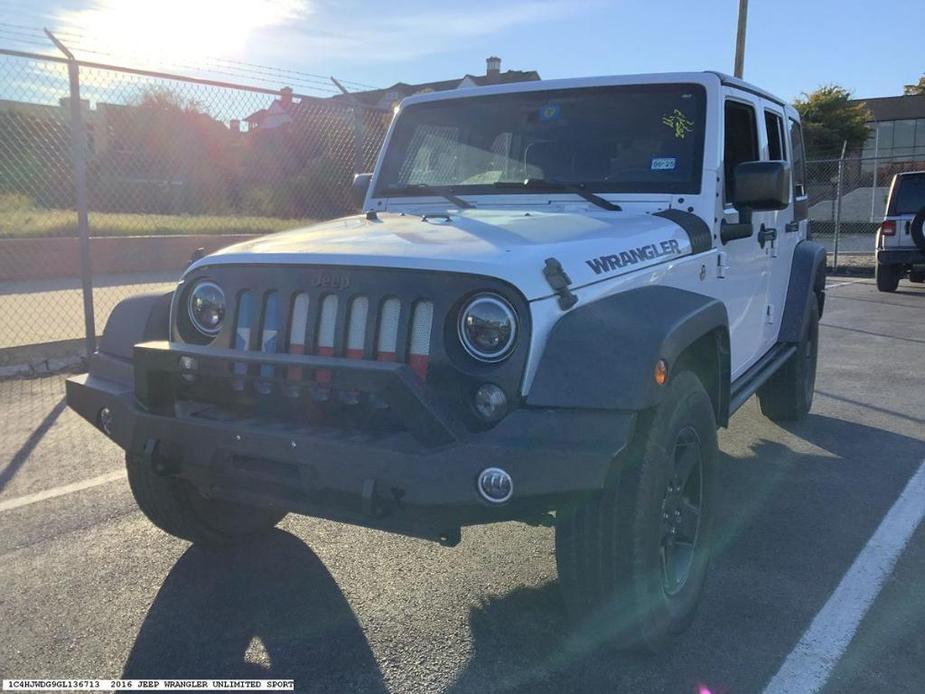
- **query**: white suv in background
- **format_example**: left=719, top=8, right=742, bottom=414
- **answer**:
left=876, top=171, right=925, bottom=292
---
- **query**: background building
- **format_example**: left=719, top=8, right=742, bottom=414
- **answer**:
left=856, top=92, right=925, bottom=162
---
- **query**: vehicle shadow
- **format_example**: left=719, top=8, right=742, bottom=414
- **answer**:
left=122, top=529, right=386, bottom=693
left=446, top=412, right=925, bottom=693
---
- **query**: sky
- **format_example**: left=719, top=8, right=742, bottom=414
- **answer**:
left=0, top=0, right=923, bottom=102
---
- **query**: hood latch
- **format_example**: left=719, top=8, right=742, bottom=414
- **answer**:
left=543, top=257, right=578, bottom=310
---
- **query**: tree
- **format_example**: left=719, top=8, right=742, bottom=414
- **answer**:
left=793, top=85, right=871, bottom=158
left=903, top=75, right=925, bottom=96
left=135, top=87, right=203, bottom=113
left=91, top=87, right=236, bottom=214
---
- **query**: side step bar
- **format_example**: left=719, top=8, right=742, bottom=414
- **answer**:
left=729, top=343, right=797, bottom=416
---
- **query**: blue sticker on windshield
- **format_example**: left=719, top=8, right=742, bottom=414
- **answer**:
left=539, top=104, right=560, bottom=121
left=651, top=157, right=677, bottom=171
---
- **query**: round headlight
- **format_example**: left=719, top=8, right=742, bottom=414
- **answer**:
left=187, top=281, right=225, bottom=337
left=458, top=294, right=517, bottom=362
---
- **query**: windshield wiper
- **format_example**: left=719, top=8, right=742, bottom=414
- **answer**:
left=383, top=184, right=474, bottom=209
left=492, top=179, right=621, bottom=211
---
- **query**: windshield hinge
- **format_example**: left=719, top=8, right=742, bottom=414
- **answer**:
left=543, top=257, right=578, bottom=310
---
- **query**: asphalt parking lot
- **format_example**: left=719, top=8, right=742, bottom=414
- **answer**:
left=1, top=277, right=923, bottom=693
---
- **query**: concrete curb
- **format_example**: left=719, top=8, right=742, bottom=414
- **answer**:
left=0, top=354, right=86, bottom=380
left=0, top=234, right=257, bottom=282
left=0, top=339, right=89, bottom=380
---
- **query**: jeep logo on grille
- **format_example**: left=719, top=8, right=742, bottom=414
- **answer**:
left=310, top=273, right=351, bottom=290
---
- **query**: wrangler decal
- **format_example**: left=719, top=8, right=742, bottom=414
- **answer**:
left=585, top=239, right=682, bottom=275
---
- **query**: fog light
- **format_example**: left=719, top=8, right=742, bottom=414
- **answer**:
left=98, top=407, right=113, bottom=436
left=478, top=467, right=513, bottom=504
left=474, top=383, right=507, bottom=421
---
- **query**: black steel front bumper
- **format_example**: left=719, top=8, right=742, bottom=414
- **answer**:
left=877, top=249, right=925, bottom=266
left=65, top=341, right=635, bottom=541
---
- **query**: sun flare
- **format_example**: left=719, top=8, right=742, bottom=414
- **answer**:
left=54, top=0, right=309, bottom=65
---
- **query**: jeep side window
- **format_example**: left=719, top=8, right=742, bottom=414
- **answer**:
left=723, top=100, right=759, bottom=203
left=764, top=111, right=786, bottom=161
left=789, top=118, right=807, bottom=198
left=888, top=173, right=925, bottom=215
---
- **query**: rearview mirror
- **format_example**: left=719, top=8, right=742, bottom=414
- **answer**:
left=351, top=173, right=373, bottom=209
left=732, top=161, right=791, bottom=211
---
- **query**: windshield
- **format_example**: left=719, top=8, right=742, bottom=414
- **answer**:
left=889, top=173, right=925, bottom=215
left=374, top=83, right=706, bottom=197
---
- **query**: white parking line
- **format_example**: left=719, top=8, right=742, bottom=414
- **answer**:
left=0, top=470, right=126, bottom=513
left=764, top=460, right=925, bottom=694
left=825, top=279, right=864, bottom=289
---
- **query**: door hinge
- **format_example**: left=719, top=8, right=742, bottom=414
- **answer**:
left=716, top=251, right=728, bottom=278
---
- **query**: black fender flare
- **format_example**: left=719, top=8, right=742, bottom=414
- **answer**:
left=778, top=240, right=826, bottom=344
left=99, top=291, right=173, bottom=360
left=526, top=286, right=730, bottom=417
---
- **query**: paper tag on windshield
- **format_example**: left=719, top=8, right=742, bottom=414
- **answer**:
left=651, top=157, right=677, bottom=171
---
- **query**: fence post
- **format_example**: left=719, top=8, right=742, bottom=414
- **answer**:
left=353, top=106, right=366, bottom=175
left=832, top=141, right=847, bottom=273
left=330, top=76, right=367, bottom=176
left=46, top=30, right=95, bottom=355
left=869, top=127, right=880, bottom=222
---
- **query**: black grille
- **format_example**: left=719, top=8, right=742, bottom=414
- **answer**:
left=171, top=264, right=532, bottom=429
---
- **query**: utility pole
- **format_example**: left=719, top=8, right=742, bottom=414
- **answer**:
left=734, top=0, right=748, bottom=78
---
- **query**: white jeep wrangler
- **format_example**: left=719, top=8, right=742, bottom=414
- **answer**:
left=875, top=170, right=925, bottom=291
left=67, top=72, right=825, bottom=650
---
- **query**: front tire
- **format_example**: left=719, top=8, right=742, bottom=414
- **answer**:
left=876, top=263, right=901, bottom=292
left=555, top=370, right=717, bottom=652
left=909, top=270, right=925, bottom=284
left=126, top=453, right=286, bottom=546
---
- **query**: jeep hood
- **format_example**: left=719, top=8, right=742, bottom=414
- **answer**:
left=192, top=209, right=695, bottom=301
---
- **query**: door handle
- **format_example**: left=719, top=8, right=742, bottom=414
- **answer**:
left=758, top=225, right=777, bottom=249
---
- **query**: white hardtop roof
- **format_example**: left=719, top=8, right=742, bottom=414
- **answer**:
left=399, top=70, right=790, bottom=114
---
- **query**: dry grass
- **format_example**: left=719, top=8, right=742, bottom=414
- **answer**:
left=0, top=202, right=313, bottom=239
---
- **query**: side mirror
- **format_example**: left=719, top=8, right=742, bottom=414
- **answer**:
left=351, top=173, right=373, bottom=209
left=732, top=160, right=791, bottom=211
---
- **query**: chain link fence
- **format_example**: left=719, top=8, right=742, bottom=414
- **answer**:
left=0, top=45, right=390, bottom=483
left=0, top=47, right=389, bottom=369
left=806, top=154, right=925, bottom=271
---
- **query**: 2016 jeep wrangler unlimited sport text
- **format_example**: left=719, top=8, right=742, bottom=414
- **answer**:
left=66, top=72, right=825, bottom=651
